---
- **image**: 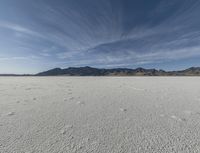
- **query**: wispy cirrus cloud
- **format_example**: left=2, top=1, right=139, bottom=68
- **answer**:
left=0, top=21, right=44, bottom=38
left=1, top=0, right=200, bottom=73
left=0, top=55, right=40, bottom=61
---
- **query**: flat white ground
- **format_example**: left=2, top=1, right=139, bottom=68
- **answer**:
left=0, top=77, right=200, bottom=153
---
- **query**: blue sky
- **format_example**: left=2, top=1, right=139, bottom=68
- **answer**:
left=0, top=0, right=200, bottom=74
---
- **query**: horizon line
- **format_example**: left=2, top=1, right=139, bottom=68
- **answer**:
left=0, top=66, right=199, bottom=76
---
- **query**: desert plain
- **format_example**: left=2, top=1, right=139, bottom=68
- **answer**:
left=0, top=77, right=200, bottom=153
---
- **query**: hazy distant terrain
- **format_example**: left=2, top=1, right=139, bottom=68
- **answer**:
left=36, top=66, right=200, bottom=76
left=1, top=77, right=200, bottom=153
left=1, top=66, right=200, bottom=76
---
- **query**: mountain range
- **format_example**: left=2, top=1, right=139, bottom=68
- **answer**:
left=36, top=66, right=200, bottom=76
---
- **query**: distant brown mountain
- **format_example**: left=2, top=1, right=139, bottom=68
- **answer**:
left=36, top=66, right=200, bottom=76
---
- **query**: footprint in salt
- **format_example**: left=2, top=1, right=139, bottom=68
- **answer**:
left=7, top=112, right=15, bottom=116
left=69, top=97, right=74, bottom=100
left=180, top=118, right=187, bottom=122
left=171, top=115, right=178, bottom=120
left=60, top=129, right=67, bottom=135
left=171, top=115, right=183, bottom=122
left=77, top=101, right=85, bottom=105
left=60, top=125, right=73, bottom=135
left=120, top=108, right=127, bottom=112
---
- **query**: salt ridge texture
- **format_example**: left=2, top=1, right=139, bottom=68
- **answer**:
left=0, top=77, right=200, bottom=153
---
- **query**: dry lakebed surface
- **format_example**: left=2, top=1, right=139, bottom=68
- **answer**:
left=0, top=77, right=200, bottom=153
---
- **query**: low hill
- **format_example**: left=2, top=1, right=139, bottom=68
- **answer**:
left=36, top=66, right=200, bottom=76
